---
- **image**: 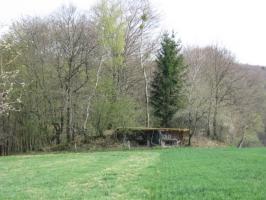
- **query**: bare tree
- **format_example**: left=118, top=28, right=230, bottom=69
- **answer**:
left=123, top=0, right=159, bottom=127
left=182, top=47, right=209, bottom=145
left=182, top=45, right=255, bottom=144
left=229, top=65, right=263, bottom=147
left=201, top=45, right=243, bottom=139
left=50, top=5, right=98, bottom=142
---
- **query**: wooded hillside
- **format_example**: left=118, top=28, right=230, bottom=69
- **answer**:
left=0, top=0, right=265, bottom=155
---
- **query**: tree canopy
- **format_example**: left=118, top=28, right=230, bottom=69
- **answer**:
left=151, top=33, right=186, bottom=127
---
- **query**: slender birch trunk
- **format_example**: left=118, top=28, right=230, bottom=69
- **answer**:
left=83, top=57, right=104, bottom=130
left=140, top=25, right=150, bottom=128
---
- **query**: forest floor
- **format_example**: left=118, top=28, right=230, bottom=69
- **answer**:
left=0, top=148, right=266, bottom=200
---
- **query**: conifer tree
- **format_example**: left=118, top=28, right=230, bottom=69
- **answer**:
left=150, top=32, right=186, bottom=127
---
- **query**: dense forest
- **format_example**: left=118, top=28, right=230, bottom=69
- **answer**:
left=1, top=0, right=266, bottom=155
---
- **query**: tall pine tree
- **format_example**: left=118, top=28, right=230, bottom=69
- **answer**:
left=151, top=33, right=186, bottom=127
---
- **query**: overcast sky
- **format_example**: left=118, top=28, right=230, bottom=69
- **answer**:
left=0, top=0, right=265, bottom=66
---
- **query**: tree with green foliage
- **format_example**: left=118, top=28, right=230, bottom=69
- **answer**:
left=150, top=33, right=186, bottom=127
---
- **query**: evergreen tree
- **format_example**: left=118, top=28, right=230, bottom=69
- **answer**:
left=150, top=33, right=186, bottom=127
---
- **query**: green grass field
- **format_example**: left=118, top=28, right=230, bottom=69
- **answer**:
left=1, top=148, right=266, bottom=200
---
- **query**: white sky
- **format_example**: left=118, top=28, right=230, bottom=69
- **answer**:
left=0, top=0, right=265, bottom=66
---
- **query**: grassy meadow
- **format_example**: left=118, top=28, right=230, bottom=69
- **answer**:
left=0, top=148, right=266, bottom=200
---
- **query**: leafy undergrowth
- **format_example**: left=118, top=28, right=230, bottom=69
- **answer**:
left=0, top=148, right=266, bottom=199
left=191, top=136, right=228, bottom=147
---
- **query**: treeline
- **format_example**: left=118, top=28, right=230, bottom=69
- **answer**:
left=0, top=0, right=265, bottom=155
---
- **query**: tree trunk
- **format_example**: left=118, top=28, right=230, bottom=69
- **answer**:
left=59, top=111, right=64, bottom=143
left=188, top=134, right=192, bottom=146
left=237, top=134, right=245, bottom=148
left=140, top=27, right=150, bottom=127
left=66, top=86, right=72, bottom=143
left=66, top=107, right=71, bottom=143
left=53, top=123, right=61, bottom=145
left=188, top=112, right=193, bottom=146
left=188, top=126, right=197, bottom=146
left=213, top=105, right=217, bottom=139
left=237, top=127, right=247, bottom=148
left=144, top=77, right=150, bottom=127
left=83, top=57, right=103, bottom=130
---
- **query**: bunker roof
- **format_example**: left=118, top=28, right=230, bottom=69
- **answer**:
left=116, top=127, right=189, bottom=134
